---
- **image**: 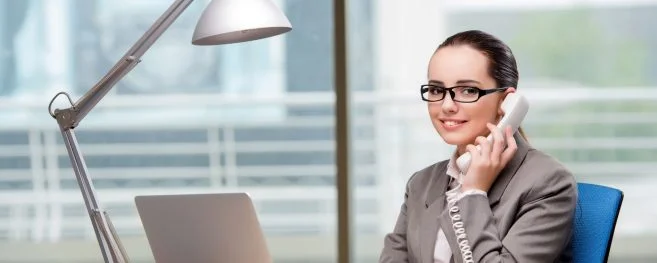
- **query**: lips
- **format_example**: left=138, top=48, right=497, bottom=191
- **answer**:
left=442, top=120, right=466, bottom=127
left=439, top=119, right=468, bottom=130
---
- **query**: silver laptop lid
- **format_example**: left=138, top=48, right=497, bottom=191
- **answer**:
left=135, top=192, right=271, bottom=263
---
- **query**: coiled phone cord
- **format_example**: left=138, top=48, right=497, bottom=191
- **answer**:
left=446, top=188, right=475, bottom=263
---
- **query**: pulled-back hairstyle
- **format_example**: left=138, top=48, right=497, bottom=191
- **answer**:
left=436, top=30, right=528, bottom=141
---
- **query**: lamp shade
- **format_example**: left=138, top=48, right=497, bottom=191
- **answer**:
left=192, top=0, right=292, bottom=45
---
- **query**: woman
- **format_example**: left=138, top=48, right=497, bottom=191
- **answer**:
left=379, top=30, right=577, bottom=263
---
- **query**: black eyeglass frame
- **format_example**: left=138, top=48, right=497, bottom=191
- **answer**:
left=420, top=84, right=509, bottom=103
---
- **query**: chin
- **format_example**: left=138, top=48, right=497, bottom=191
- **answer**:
left=438, top=133, right=473, bottom=146
left=433, top=122, right=476, bottom=146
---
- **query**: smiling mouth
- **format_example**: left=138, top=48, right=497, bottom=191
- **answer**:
left=441, top=120, right=467, bottom=127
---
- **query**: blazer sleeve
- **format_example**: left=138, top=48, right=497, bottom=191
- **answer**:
left=379, top=173, right=418, bottom=263
left=438, top=168, right=577, bottom=263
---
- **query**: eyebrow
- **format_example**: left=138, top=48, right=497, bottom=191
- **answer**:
left=428, top=79, right=481, bottom=85
left=456, top=79, right=481, bottom=85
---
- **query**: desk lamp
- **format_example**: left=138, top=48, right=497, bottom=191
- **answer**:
left=46, top=0, right=292, bottom=262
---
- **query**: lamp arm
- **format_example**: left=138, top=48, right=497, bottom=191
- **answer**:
left=52, top=0, right=195, bottom=128
left=47, top=0, right=196, bottom=262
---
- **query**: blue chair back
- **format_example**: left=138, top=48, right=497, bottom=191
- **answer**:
left=571, top=182, right=624, bottom=263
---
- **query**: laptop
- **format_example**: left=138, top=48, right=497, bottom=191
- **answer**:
left=134, top=192, right=272, bottom=263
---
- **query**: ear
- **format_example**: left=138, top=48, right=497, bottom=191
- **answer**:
left=504, top=87, right=517, bottom=94
left=497, top=87, right=517, bottom=116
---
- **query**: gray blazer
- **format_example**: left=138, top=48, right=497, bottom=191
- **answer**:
left=379, top=133, right=578, bottom=263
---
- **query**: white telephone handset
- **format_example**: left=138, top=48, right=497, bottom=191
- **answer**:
left=455, top=93, right=530, bottom=172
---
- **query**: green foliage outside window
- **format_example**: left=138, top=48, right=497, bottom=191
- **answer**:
left=510, top=8, right=651, bottom=87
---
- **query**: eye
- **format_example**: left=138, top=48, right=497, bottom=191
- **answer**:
left=459, top=86, right=479, bottom=96
left=428, top=86, right=444, bottom=95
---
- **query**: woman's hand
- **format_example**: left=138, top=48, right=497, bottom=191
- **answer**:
left=461, top=123, right=518, bottom=193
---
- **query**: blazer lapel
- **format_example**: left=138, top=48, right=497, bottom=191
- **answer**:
left=487, top=132, right=531, bottom=207
left=424, top=162, right=449, bottom=209
left=420, top=162, right=449, bottom=263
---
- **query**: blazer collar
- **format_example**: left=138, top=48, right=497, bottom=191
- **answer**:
left=424, top=132, right=531, bottom=208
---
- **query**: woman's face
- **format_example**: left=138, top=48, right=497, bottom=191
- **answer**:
left=427, top=45, right=513, bottom=148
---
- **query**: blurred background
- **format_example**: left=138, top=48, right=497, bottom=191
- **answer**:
left=0, top=0, right=655, bottom=262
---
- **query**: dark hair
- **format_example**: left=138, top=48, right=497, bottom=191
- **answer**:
left=436, top=30, right=528, bottom=141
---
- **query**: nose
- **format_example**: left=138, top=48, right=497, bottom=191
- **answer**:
left=441, top=92, right=458, bottom=113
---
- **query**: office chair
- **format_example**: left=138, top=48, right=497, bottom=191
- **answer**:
left=571, top=182, right=624, bottom=263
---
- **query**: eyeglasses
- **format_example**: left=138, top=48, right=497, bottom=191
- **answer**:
left=420, top=85, right=508, bottom=103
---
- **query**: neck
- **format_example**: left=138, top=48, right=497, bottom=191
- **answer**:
left=456, top=145, right=468, bottom=156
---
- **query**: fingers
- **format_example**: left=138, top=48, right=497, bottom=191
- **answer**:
left=487, top=123, right=505, bottom=165
left=500, top=126, right=518, bottom=163
left=475, top=136, right=489, bottom=160
left=472, top=124, right=517, bottom=169
left=465, top=144, right=479, bottom=159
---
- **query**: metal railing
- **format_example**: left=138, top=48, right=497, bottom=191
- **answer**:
left=0, top=87, right=656, bottom=254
